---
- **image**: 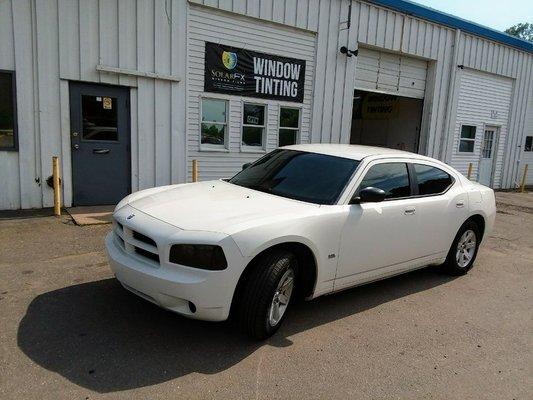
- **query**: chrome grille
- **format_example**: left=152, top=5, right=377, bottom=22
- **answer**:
left=114, top=218, right=160, bottom=266
left=132, top=230, right=157, bottom=247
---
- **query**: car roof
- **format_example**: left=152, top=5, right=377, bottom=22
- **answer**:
left=282, top=144, right=427, bottom=161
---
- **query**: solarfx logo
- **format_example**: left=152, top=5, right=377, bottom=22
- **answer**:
left=210, top=50, right=245, bottom=84
left=222, top=51, right=238, bottom=70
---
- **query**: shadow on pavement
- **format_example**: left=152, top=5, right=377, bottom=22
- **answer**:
left=17, top=268, right=453, bottom=393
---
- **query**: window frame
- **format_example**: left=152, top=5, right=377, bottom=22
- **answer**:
left=199, top=96, right=229, bottom=152
left=80, top=94, right=120, bottom=143
left=355, top=161, right=413, bottom=201
left=278, top=105, right=301, bottom=147
left=458, top=124, right=477, bottom=153
left=524, top=136, right=533, bottom=152
left=408, top=162, right=455, bottom=198
left=0, top=69, right=18, bottom=151
left=241, top=101, right=267, bottom=153
left=342, top=159, right=457, bottom=204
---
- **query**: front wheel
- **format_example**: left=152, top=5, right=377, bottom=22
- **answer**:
left=238, top=251, right=297, bottom=340
left=442, top=220, right=481, bottom=275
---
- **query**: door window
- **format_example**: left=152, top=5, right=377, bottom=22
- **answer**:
left=358, top=163, right=410, bottom=199
left=82, top=95, right=118, bottom=141
left=413, top=164, right=453, bottom=195
left=481, top=129, right=495, bottom=158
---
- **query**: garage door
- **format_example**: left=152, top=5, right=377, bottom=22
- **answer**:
left=355, top=48, right=428, bottom=99
left=450, top=68, right=513, bottom=188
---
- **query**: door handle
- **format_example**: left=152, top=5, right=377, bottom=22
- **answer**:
left=73, top=144, right=79, bottom=150
left=456, top=201, right=465, bottom=208
left=93, top=148, right=110, bottom=154
left=404, top=207, right=416, bottom=215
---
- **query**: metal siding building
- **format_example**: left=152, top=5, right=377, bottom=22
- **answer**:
left=0, top=0, right=531, bottom=209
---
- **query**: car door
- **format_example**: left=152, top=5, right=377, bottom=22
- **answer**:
left=335, top=160, right=420, bottom=291
left=408, top=162, right=468, bottom=257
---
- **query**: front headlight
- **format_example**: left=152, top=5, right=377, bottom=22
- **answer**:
left=169, top=244, right=228, bottom=270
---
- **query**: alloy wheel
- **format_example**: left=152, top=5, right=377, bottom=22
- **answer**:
left=456, top=229, right=477, bottom=268
left=268, top=268, right=294, bottom=327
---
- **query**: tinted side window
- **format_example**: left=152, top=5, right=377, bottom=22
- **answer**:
left=414, top=164, right=453, bottom=195
left=359, top=163, right=410, bottom=199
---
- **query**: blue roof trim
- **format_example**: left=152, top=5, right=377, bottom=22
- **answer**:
left=369, top=0, right=533, bottom=53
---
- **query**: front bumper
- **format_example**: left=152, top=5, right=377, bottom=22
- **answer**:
left=105, top=207, right=245, bottom=321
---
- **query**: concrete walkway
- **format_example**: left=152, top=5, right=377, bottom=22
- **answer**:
left=67, top=205, right=114, bottom=226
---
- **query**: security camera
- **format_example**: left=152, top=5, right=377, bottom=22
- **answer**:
left=340, top=46, right=358, bottom=57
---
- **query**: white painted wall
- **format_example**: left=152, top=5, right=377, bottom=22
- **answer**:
left=0, top=0, right=187, bottom=209
left=519, top=85, right=533, bottom=185
left=0, top=0, right=532, bottom=209
left=453, top=32, right=533, bottom=188
left=186, top=4, right=316, bottom=181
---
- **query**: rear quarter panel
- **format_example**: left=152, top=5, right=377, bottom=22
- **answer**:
left=465, top=182, right=496, bottom=241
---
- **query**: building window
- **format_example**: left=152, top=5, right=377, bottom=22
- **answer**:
left=201, top=98, right=227, bottom=147
left=0, top=71, right=17, bottom=151
left=242, top=103, right=265, bottom=148
left=279, top=107, right=300, bottom=147
left=525, top=136, right=532, bottom=152
left=459, top=125, right=476, bottom=153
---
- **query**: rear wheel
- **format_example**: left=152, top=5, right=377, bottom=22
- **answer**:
left=238, top=251, right=297, bottom=340
left=442, top=220, right=481, bottom=275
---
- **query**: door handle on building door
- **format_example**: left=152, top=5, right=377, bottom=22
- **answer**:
left=93, top=148, right=110, bottom=154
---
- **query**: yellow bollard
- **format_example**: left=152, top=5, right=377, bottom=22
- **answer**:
left=192, top=159, right=199, bottom=183
left=520, top=164, right=528, bottom=193
left=466, top=162, right=473, bottom=180
left=52, top=156, right=61, bottom=216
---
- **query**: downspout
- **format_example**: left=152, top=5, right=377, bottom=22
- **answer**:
left=439, top=28, right=461, bottom=162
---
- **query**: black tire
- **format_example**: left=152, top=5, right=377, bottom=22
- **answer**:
left=238, top=250, right=297, bottom=340
left=442, top=220, right=481, bottom=276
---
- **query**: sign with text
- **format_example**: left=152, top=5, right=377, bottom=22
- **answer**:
left=361, top=93, right=399, bottom=119
left=204, top=42, right=306, bottom=103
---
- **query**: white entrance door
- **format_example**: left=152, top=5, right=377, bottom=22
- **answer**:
left=478, top=127, right=498, bottom=186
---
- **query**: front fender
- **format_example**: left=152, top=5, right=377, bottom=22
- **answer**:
left=244, top=235, right=321, bottom=264
left=229, top=209, right=348, bottom=297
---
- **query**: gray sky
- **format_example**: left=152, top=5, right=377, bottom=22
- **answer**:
left=415, top=0, right=532, bottom=32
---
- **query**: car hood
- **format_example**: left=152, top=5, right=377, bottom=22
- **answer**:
left=126, top=180, right=320, bottom=234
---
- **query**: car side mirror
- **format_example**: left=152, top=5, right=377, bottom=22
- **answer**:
left=350, top=187, right=386, bottom=204
left=242, top=162, right=252, bottom=170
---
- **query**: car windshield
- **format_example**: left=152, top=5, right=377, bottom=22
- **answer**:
left=228, top=149, right=360, bottom=205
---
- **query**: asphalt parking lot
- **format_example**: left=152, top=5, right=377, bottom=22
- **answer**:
left=0, top=193, right=532, bottom=399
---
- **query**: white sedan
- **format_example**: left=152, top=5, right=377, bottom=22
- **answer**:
left=106, top=144, right=496, bottom=339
